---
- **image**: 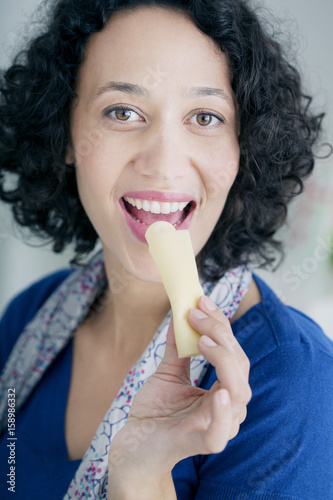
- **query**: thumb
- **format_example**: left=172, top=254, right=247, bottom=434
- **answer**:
left=157, top=315, right=191, bottom=382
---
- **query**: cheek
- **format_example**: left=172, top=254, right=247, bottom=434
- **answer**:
left=72, top=129, right=124, bottom=198
left=205, top=162, right=238, bottom=203
left=190, top=143, right=239, bottom=256
left=203, top=141, right=240, bottom=204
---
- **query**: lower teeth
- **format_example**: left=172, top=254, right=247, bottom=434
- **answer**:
left=173, top=215, right=186, bottom=227
left=130, top=214, right=185, bottom=227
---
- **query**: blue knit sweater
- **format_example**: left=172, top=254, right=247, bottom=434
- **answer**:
left=1, top=271, right=333, bottom=499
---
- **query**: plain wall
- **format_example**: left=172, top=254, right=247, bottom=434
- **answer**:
left=0, top=0, right=332, bottom=336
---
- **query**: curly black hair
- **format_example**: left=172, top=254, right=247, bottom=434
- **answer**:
left=0, top=0, right=326, bottom=281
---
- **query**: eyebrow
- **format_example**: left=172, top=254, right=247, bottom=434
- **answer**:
left=95, top=81, right=230, bottom=102
left=182, top=86, right=230, bottom=101
left=96, top=81, right=148, bottom=97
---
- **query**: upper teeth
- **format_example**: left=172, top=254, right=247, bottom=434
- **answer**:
left=123, top=197, right=190, bottom=215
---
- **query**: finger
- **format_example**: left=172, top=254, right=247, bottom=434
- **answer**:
left=156, top=316, right=191, bottom=383
left=228, top=406, right=247, bottom=440
left=202, top=389, right=233, bottom=454
left=199, top=295, right=249, bottom=370
left=205, top=379, right=249, bottom=440
left=239, top=406, right=247, bottom=425
left=188, top=296, right=252, bottom=419
left=198, top=338, right=252, bottom=416
left=188, top=299, right=250, bottom=378
left=188, top=301, right=251, bottom=401
left=229, top=416, right=241, bottom=441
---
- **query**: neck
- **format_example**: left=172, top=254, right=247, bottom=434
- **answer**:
left=89, top=250, right=171, bottom=356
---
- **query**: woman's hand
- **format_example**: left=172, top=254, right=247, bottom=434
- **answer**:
left=108, top=295, right=251, bottom=497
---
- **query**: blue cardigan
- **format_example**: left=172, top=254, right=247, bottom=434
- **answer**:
left=0, top=270, right=333, bottom=500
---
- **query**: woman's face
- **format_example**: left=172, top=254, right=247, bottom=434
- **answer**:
left=68, top=7, right=240, bottom=282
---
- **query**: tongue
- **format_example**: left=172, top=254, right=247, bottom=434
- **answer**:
left=125, top=201, right=184, bottom=226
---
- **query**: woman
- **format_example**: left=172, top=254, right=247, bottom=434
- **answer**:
left=0, top=0, right=332, bottom=498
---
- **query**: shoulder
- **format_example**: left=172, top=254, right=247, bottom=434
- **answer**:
left=196, top=275, right=333, bottom=499
left=0, top=269, right=73, bottom=371
left=232, top=273, right=333, bottom=365
left=232, top=273, right=333, bottom=415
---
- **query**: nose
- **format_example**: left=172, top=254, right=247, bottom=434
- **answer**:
left=132, top=125, right=191, bottom=181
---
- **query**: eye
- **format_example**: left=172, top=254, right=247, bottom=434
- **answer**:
left=105, top=106, right=143, bottom=122
left=188, top=110, right=224, bottom=127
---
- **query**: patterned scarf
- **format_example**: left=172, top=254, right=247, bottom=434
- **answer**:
left=0, top=249, right=252, bottom=499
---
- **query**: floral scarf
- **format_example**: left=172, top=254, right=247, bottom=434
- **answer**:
left=0, top=249, right=252, bottom=499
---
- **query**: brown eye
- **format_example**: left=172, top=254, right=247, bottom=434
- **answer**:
left=106, top=107, right=141, bottom=122
left=196, top=113, right=213, bottom=126
left=115, top=109, right=132, bottom=121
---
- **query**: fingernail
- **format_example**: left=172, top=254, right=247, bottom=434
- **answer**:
left=201, top=335, right=217, bottom=347
left=201, top=295, right=216, bottom=311
left=191, top=308, right=209, bottom=319
left=218, top=389, right=230, bottom=405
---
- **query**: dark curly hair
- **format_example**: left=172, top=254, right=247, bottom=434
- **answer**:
left=0, top=0, right=326, bottom=281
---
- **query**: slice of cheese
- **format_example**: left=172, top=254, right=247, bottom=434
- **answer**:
left=145, top=221, right=204, bottom=358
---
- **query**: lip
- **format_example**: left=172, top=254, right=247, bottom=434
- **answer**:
left=122, top=190, right=196, bottom=203
left=119, top=194, right=196, bottom=244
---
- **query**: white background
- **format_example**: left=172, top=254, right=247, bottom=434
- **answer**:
left=0, top=0, right=332, bottom=337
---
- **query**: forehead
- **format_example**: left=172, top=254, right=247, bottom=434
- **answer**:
left=75, top=7, right=232, bottom=97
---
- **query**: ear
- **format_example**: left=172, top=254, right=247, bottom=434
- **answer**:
left=65, top=145, right=75, bottom=165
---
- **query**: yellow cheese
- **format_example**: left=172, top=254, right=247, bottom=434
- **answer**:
left=145, top=221, right=204, bottom=358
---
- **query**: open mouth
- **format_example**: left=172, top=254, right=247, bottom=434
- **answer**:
left=122, top=197, right=195, bottom=228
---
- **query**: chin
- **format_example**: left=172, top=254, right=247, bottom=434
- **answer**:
left=130, top=264, right=163, bottom=285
